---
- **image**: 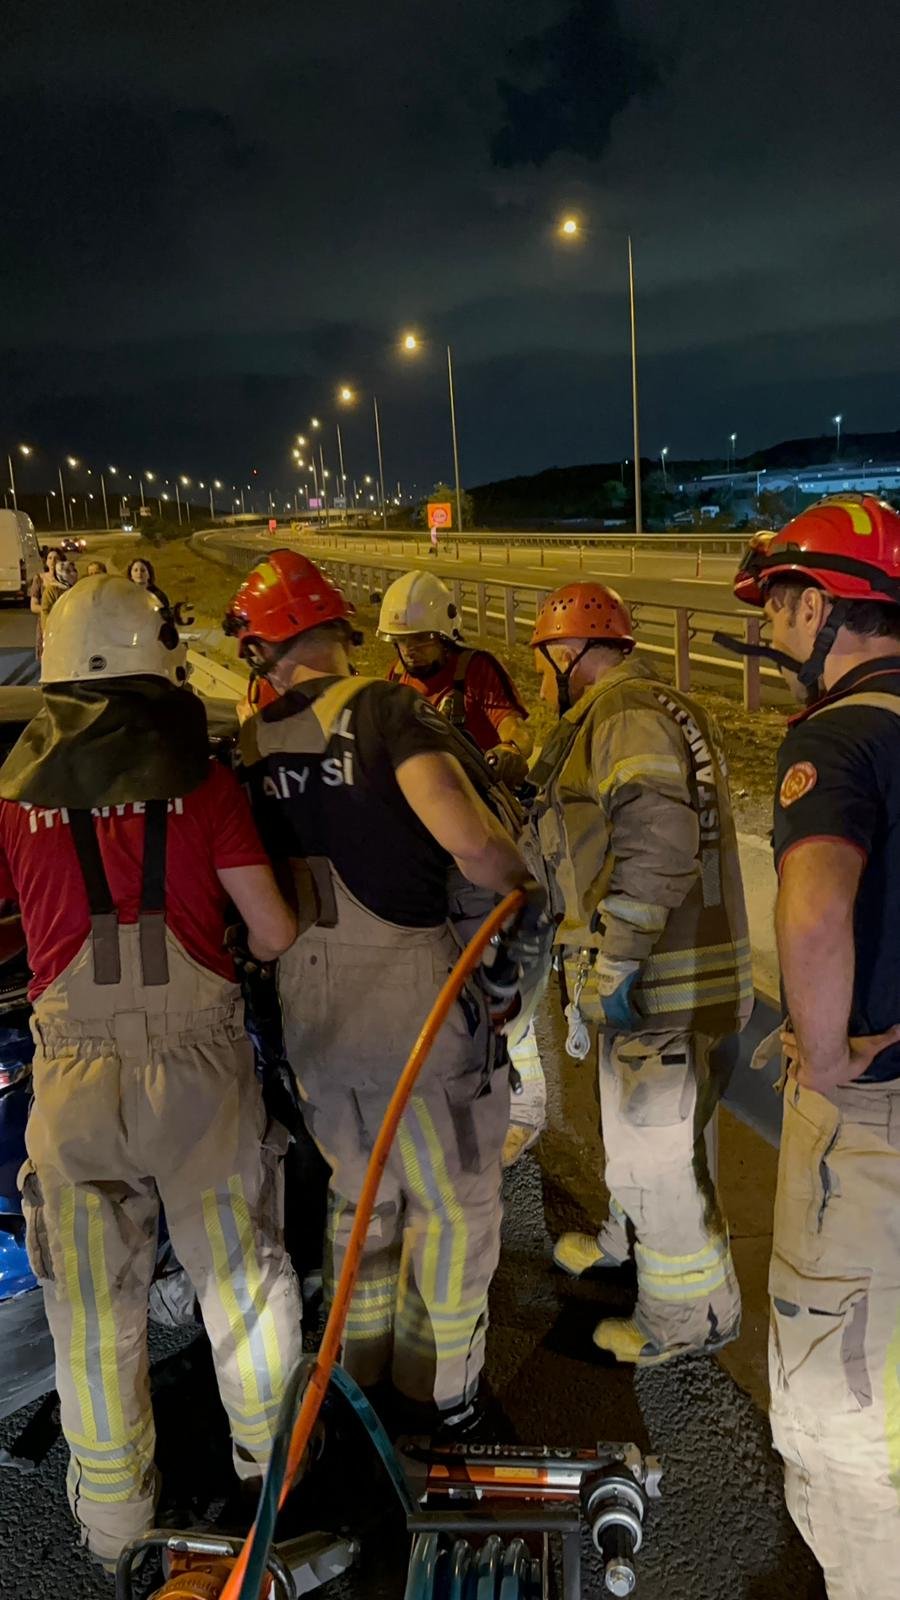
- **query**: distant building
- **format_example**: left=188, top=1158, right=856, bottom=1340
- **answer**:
left=691, top=463, right=900, bottom=498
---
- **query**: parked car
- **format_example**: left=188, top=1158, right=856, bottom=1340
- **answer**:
left=59, top=536, right=86, bottom=554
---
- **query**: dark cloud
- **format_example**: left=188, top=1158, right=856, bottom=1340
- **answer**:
left=491, top=0, right=661, bottom=168
left=2, top=0, right=899, bottom=494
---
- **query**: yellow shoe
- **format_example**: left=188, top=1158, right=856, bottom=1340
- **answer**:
left=593, top=1315, right=740, bottom=1365
left=502, top=1123, right=539, bottom=1168
left=592, top=1317, right=680, bottom=1366
left=552, top=1232, right=625, bottom=1276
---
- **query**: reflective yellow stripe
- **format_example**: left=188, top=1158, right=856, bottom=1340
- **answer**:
left=228, top=1176, right=284, bottom=1401
left=597, top=895, right=669, bottom=933
left=594, top=754, right=684, bottom=800
left=642, top=939, right=752, bottom=980
left=202, top=1189, right=259, bottom=1413
left=636, top=1237, right=730, bottom=1301
left=85, top=1192, right=125, bottom=1448
left=638, top=1237, right=727, bottom=1269
left=886, top=1303, right=900, bottom=1491
left=398, top=1099, right=467, bottom=1309
left=639, top=974, right=754, bottom=1014
left=66, top=1416, right=154, bottom=1456
left=58, top=1190, right=91, bottom=1439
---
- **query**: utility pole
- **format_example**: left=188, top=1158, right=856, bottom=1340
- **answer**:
left=447, top=345, right=464, bottom=534
left=627, top=235, right=642, bottom=535
left=373, top=396, right=387, bottom=533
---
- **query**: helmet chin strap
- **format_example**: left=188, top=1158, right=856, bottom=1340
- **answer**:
left=539, top=642, right=599, bottom=717
left=713, top=597, right=851, bottom=705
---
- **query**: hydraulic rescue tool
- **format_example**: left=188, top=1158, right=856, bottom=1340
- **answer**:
left=119, top=893, right=661, bottom=1600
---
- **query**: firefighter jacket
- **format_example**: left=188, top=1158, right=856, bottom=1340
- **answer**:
left=534, top=657, right=753, bottom=1037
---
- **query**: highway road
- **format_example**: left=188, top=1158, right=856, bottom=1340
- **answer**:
left=0, top=552, right=820, bottom=1599
left=196, top=527, right=787, bottom=705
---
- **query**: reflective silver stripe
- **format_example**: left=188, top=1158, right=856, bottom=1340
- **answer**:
left=72, top=1195, right=110, bottom=1443
left=216, top=1197, right=274, bottom=1407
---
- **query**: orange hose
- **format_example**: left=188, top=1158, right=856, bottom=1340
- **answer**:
left=219, top=889, right=525, bottom=1600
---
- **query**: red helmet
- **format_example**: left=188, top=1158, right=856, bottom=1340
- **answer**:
left=530, top=582, right=634, bottom=650
left=224, top=549, right=355, bottom=656
left=734, top=496, right=900, bottom=608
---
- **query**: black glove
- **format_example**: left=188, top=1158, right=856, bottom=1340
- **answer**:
left=485, top=744, right=530, bottom=788
left=479, top=878, right=553, bottom=1026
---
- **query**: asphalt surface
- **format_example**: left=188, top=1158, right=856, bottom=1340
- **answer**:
left=0, top=997, right=823, bottom=1600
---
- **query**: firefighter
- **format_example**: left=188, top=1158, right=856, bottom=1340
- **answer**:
left=378, top=569, right=545, bottom=1165
left=0, top=576, right=302, bottom=1566
left=533, top=582, right=752, bottom=1363
left=226, top=551, right=549, bottom=1430
left=725, top=496, right=900, bottom=1599
left=378, top=570, right=533, bottom=786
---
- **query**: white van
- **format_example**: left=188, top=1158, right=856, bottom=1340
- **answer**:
left=0, top=511, right=42, bottom=604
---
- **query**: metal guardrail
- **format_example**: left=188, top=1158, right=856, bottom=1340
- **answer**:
left=193, top=532, right=771, bottom=711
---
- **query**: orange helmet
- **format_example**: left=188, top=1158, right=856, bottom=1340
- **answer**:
left=733, top=496, right=900, bottom=608
left=530, top=583, right=634, bottom=650
left=223, top=549, right=355, bottom=658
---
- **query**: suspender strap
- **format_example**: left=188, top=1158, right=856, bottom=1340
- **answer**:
left=139, top=799, right=169, bottom=986
left=68, top=809, right=121, bottom=985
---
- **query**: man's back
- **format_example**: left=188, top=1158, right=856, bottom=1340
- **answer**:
left=0, top=761, right=264, bottom=998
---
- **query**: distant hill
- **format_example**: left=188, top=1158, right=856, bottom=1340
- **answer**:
left=470, top=430, right=900, bottom=524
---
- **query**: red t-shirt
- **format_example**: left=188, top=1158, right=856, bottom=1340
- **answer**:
left=390, top=649, right=527, bottom=754
left=0, top=762, right=267, bottom=999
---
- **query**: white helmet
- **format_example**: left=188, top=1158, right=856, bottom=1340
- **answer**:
left=41, top=575, right=187, bottom=687
left=377, top=570, right=463, bottom=642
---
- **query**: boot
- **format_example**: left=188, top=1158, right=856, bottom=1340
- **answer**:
left=593, top=1313, right=740, bottom=1366
left=552, top=1232, right=626, bottom=1276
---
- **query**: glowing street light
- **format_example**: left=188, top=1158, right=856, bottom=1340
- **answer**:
left=7, top=444, right=33, bottom=510
left=338, top=386, right=354, bottom=403
left=729, top=432, right=737, bottom=472
left=399, top=327, right=464, bottom=533
left=559, top=216, right=579, bottom=237
left=310, top=417, right=321, bottom=430
left=67, top=456, right=78, bottom=469
left=833, top=413, right=843, bottom=457
left=660, top=445, right=669, bottom=489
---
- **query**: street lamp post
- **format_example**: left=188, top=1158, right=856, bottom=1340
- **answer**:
left=446, top=345, right=464, bottom=534
left=58, top=460, right=74, bottom=531
left=175, top=480, right=183, bottom=525
left=336, top=423, right=347, bottom=520
left=660, top=445, right=669, bottom=490
left=372, top=396, right=387, bottom=532
left=729, top=432, right=737, bottom=473
left=833, top=413, right=843, bottom=458
left=559, top=221, right=643, bottom=534
left=626, top=236, right=642, bottom=535
left=100, top=472, right=110, bottom=530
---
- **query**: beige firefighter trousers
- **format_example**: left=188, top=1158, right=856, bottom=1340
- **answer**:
left=596, top=1029, right=741, bottom=1352
left=280, top=873, right=509, bottom=1411
left=19, top=923, right=302, bottom=1565
left=769, top=1074, right=900, bottom=1600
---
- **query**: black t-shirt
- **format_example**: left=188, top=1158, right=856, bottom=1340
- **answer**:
left=773, top=659, right=900, bottom=1083
left=247, top=678, right=456, bottom=926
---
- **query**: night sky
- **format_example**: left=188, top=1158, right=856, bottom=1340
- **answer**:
left=4, top=0, right=900, bottom=498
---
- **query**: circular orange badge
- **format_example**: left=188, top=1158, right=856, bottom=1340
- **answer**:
left=779, top=761, right=818, bottom=807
